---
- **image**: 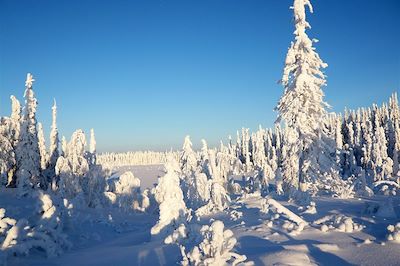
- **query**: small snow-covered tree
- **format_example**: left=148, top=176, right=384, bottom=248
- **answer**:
left=151, top=156, right=189, bottom=237
left=55, top=130, right=89, bottom=202
left=15, top=73, right=43, bottom=194
left=83, top=129, right=107, bottom=208
left=195, top=182, right=230, bottom=217
left=181, top=220, right=247, bottom=266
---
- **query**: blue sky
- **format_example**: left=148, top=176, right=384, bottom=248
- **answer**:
left=0, top=0, right=399, bottom=152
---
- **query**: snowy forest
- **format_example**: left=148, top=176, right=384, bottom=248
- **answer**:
left=1, top=0, right=399, bottom=265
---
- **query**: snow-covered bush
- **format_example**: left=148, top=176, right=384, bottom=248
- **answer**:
left=1, top=193, right=70, bottom=259
left=180, top=220, right=248, bottom=266
left=195, top=183, right=231, bottom=217
left=108, top=171, right=141, bottom=211
left=313, top=214, right=364, bottom=233
left=0, top=209, right=16, bottom=240
left=372, top=181, right=399, bottom=196
left=386, top=223, right=400, bottom=243
left=260, top=198, right=308, bottom=235
left=151, top=157, right=189, bottom=237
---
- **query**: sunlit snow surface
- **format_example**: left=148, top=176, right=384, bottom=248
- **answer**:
left=3, top=165, right=400, bottom=266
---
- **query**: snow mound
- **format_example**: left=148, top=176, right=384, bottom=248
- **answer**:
left=261, top=249, right=316, bottom=266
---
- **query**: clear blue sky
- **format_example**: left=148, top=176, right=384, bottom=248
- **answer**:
left=0, top=0, right=399, bottom=152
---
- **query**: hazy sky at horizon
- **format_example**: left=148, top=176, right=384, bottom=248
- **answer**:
left=1, top=0, right=399, bottom=152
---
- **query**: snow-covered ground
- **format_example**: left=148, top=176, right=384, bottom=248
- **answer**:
left=3, top=165, right=399, bottom=266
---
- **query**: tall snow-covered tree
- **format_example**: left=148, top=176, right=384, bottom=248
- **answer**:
left=0, top=121, right=15, bottom=186
left=89, top=128, right=96, bottom=154
left=275, top=0, right=329, bottom=193
left=180, top=135, right=197, bottom=176
left=37, top=123, right=48, bottom=171
left=393, top=122, right=400, bottom=176
left=47, top=100, right=59, bottom=189
left=371, top=125, right=393, bottom=181
left=9, top=95, right=22, bottom=147
left=15, top=73, right=43, bottom=194
left=86, top=128, right=97, bottom=166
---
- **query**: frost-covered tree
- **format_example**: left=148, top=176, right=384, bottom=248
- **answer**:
left=241, top=128, right=251, bottom=169
left=371, top=125, right=393, bottom=181
left=85, top=128, right=97, bottom=166
left=15, top=73, right=43, bottom=194
left=275, top=0, right=329, bottom=194
left=151, top=156, right=189, bottom=237
left=47, top=100, right=60, bottom=190
left=37, top=123, right=48, bottom=171
left=0, top=122, right=15, bottom=187
left=200, top=139, right=209, bottom=174
left=9, top=95, right=22, bottom=147
left=55, top=130, right=89, bottom=202
left=180, top=136, right=198, bottom=176
left=61, top=136, right=67, bottom=157
left=393, top=123, right=400, bottom=176
left=108, top=171, right=141, bottom=211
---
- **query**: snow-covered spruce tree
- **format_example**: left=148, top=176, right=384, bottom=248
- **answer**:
left=15, top=73, right=44, bottom=194
left=371, top=124, right=393, bottom=181
left=9, top=96, right=22, bottom=147
left=47, top=100, right=60, bottom=190
left=0, top=121, right=15, bottom=187
left=275, top=0, right=331, bottom=195
left=2, top=96, right=22, bottom=187
left=151, top=156, right=189, bottom=237
left=200, top=139, right=210, bottom=175
left=393, top=122, right=400, bottom=176
left=241, top=128, right=251, bottom=170
left=84, top=129, right=107, bottom=208
left=180, top=136, right=198, bottom=176
left=55, top=130, right=89, bottom=203
left=181, top=220, right=247, bottom=266
left=86, top=128, right=97, bottom=166
left=38, top=123, right=48, bottom=171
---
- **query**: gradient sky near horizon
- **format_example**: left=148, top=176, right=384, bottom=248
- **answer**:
left=0, top=0, right=399, bottom=152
